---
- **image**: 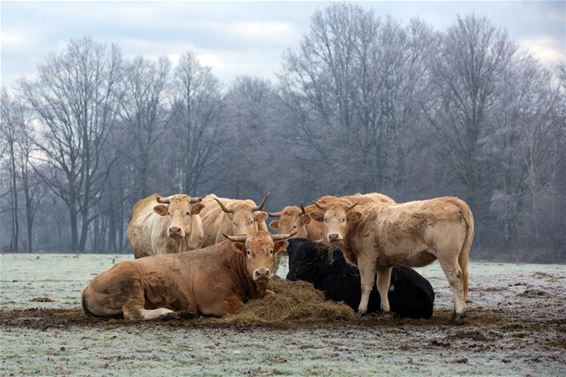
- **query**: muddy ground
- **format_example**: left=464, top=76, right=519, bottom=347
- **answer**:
left=1, top=254, right=565, bottom=376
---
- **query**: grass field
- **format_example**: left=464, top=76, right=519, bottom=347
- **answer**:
left=1, top=253, right=565, bottom=376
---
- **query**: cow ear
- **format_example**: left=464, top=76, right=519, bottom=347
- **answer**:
left=310, top=210, right=324, bottom=222
left=269, top=220, right=280, bottom=230
left=274, top=240, right=289, bottom=254
left=301, top=214, right=311, bottom=225
left=153, top=205, right=168, bottom=216
left=231, top=242, right=245, bottom=255
left=191, top=203, right=205, bottom=215
left=255, top=211, right=268, bottom=223
left=348, top=210, right=362, bottom=223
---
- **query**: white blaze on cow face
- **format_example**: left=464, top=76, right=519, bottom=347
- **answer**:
left=153, top=196, right=204, bottom=241
left=310, top=202, right=362, bottom=244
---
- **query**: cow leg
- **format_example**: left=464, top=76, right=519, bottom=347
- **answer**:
left=201, top=296, right=245, bottom=317
left=438, top=256, right=466, bottom=323
left=119, top=279, right=175, bottom=321
left=357, top=260, right=377, bottom=316
left=375, top=267, right=392, bottom=313
left=125, top=307, right=176, bottom=320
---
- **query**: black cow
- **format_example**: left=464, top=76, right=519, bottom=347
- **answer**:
left=286, top=238, right=435, bottom=319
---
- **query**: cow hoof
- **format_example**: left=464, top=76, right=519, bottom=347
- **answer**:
left=160, top=312, right=180, bottom=321
left=451, top=312, right=464, bottom=325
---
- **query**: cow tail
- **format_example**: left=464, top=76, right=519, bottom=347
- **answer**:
left=457, top=200, right=474, bottom=301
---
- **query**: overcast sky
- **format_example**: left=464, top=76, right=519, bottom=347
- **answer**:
left=1, top=1, right=565, bottom=87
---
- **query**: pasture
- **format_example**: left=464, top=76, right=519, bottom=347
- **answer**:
left=1, top=253, right=565, bottom=376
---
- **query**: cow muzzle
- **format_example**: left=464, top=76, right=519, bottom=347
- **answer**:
left=328, top=233, right=343, bottom=243
left=253, top=268, right=272, bottom=282
left=168, top=226, right=184, bottom=240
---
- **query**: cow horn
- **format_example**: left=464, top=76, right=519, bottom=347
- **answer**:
left=271, top=231, right=297, bottom=241
left=190, top=196, right=202, bottom=203
left=314, top=202, right=327, bottom=211
left=156, top=196, right=170, bottom=204
left=223, top=233, right=247, bottom=242
left=347, top=203, right=358, bottom=210
left=251, top=192, right=270, bottom=212
left=214, top=198, right=234, bottom=214
left=267, top=211, right=282, bottom=218
left=300, top=202, right=307, bottom=215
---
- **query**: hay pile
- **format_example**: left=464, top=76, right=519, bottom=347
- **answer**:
left=198, top=277, right=356, bottom=326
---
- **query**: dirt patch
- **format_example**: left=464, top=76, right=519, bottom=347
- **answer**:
left=30, top=296, right=55, bottom=302
left=517, top=289, right=551, bottom=298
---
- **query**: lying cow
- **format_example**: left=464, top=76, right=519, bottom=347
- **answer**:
left=310, top=196, right=474, bottom=323
left=286, top=239, right=434, bottom=319
left=269, top=192, right=394, bottom=241
left=128, top=194, right=205, bottom=258
left=82, top=230, right=295, bottom=320
left=199, top=193, right=270, bottom=247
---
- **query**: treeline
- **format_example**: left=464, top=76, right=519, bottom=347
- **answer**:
left=1, top=5, right=565, bottom=262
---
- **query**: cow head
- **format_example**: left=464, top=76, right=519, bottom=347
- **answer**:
left=268, top=203, right=310, bottom=239
left=224, top=230, right=296, bottom=284
left=214, top=193, right=269, bottom=237
left=153, top=195, right=205, bottom=240
left=310, top=199, right=362, bottom=244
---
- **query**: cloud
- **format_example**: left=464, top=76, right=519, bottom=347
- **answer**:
left=0, top=31, right=26, bottom=45
left=520, top=37, right=565, bottom=66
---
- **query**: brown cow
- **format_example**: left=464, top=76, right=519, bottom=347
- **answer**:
left=81, top=230, right=295, bottom=320
left=199, top=193, right=269, bottom=247
left=128, top=194, right=204, bottom=258
left=269, top=193, right=395, bottom=241
left=310, top=196, right=474, bottom=323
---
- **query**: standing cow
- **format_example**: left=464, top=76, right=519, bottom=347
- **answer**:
left=128, top=194, right=204, bottom=258
left=82, top=230, right=295, bottom=320
left=199, top=193, right=270, bottom=247
left=269, top=193, right=394, bottom=241
left=310, top=196, right=474, bottom=323
left=286, top=238, right=435, bottom=319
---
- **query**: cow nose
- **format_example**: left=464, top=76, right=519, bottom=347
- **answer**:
left=253, top=268, right=271, bottom=281
left=168, top=227, right=182, bottom=237
left=328, top=233, right=342, bottom=242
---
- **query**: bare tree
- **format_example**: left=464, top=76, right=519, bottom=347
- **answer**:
left=0, top=88, right=22, bottom=251
left=168, top=52, right=225, bottom=194
left=427, top=15, right=515, bottom=210
left=118, top=56, right=170, bottom=198
left=20, top=37, right=123, bottom=252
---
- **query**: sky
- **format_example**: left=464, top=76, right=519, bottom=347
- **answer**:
left=1, top=1, right=565, bottom=87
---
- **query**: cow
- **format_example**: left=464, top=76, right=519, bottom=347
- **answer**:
left=269, top=192, right=395, bottom=241
left=128, top=194, right=205, bottom=259
left=310, top=196, right=474, bottom=323
left=199, top=193, right=270, bottom=247
left=81, top=230, right=295, bottom=320
left=286, top=238, right=435, bottom=318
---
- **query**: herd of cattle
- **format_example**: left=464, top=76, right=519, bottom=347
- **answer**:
left=81, top=192, right=474, bottom=323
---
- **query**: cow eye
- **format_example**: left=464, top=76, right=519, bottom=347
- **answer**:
left=166, top=211, right=170, bottom=215
left=292, top=225, right=297, bottom=230
left=341, top=218, right=345, bottom=222
left=269, top=249, right=274, bottom=255
left=186, top=211, right=191, bottom=216
left=246, top=250, right=252, bottom=257
left=249, top=219, right=253, bottom=224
